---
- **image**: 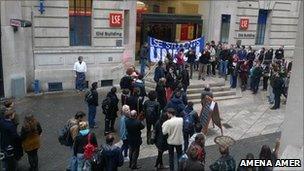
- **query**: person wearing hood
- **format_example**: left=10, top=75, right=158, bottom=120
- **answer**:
left=73, top=121, right=98, bottom=170
left=101, top=134, right=124, bottom=171
left=165, top=92, right=186, bottom=117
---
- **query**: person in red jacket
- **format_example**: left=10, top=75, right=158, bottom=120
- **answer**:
left=176, top=49, right=185, bottom=75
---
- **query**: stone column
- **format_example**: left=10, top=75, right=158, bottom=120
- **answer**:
left=278, top=0, right=303, bottom=168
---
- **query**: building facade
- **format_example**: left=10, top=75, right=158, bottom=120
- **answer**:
left=0, top=0, right=136, bottom=97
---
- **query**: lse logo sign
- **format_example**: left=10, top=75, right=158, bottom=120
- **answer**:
left=239, top=18, right=249, bottom=30
left=109, top=13, right=122, bottom=27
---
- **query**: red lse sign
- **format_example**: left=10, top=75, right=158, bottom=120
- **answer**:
left=240, top=18, right=249, bottom=30
left=109, top=13, right=122, bottom=27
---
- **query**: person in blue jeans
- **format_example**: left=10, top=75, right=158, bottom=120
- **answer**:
left=119, top=105, right=130, bottom=160
left=219, top=45, right=229, bottom=77
left=139, top=42, right=150, bottom=76
left=86, top=82, right=98, bottom=129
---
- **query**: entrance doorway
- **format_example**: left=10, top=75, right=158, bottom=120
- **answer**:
left=0, top=31, right=4, bottom=97
left=220, top=14, right=231, bottom=43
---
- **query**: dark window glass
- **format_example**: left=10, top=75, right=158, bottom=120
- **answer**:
left=256, top=9, right=269, bottom=45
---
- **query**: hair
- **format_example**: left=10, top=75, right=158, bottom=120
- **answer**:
left=91, top=82, right=98, bottom=90
left=195, top=133, right=206, bottom=146
left=79, top=121, right=88, bottom=130
left=122, top=105, right=130, bottom=115
left=148, top=91, right=157, bottom=101
left=159, top=77, right=166, bottom=84
left=159, top=112, right=168, bottom=124
left=246, top=153, right=255, bottom=159
left=195, top=123, right=203, bottom=133
left=126, top=67, right=134, bottom=75
left=4, top=100, right=13, bottom=108
left=166, top=108, right=176, bottom=116
left=74, top=111, right=86, bottom=119
left=106, top=134, right=115, bottom=145
left=174, top=91, right=181, bottom=99
left=259, top=145, right=272, bottom=160
left=158, top=60, right=163, bottom=66
left=122, top=89, right=130, bottom=95
left=23, top=114, right=38, bottom=133
left=133, top=88, right=140, bottom=96
left=219, top=146, right=229, bottom=155
left=4, top=109, right=15, bottom=119
left=130, top=110, right=137, bottom=118
left=187, top=145, right=201, bottom=160
left=78, top=56, right=83, bottom=61
left=138, top=74, right=144, bottom=80
left=111, top=87, right=117, bottom=93
left=187, top=101, right=194, bottom=108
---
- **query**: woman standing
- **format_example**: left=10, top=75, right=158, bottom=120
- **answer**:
left=20, top=114, right=42, bottom=171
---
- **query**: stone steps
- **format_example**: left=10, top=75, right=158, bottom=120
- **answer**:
left=187, top=90, right=236, bottom=100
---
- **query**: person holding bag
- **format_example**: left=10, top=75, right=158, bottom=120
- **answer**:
left=20, top=114, right=42, bottom=171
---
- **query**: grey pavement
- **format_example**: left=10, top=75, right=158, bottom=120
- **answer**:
left=11, top=84, right=286, bottom=171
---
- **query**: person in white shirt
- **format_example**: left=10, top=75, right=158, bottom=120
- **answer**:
left=73, top=56, right=87, bottom=91
left=162, top=108, right=183, bottom=171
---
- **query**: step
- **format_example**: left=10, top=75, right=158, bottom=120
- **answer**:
left=145, top=80, right=226, bottom=89
left=187, top=90, right=236, bottom=100
left=187, top=86, right=231, bottom=94
left=191, top=95, right=241, bottom=104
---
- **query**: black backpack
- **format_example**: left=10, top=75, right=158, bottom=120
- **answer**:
left=58, top=123, right=73, bottom=146
left=85, top=90, right=93, bottom=103
left=91, top=148, right=104, bottom=171
left=145, top=101, right=159, bottom=123
left=102, top=97, right=111, bottom=114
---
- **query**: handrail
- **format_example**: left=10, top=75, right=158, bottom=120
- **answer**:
left=143, top=62, right=158, bottom=80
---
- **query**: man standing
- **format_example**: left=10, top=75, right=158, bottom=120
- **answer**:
left=275, top=45, right=284, bottom=60
left=86, top=82, right=98, bottom=129
left=104, top=87, right=119, bottom=134
left=198, top=46, right=211, bottom=80
left=125, top=110, right=145, bottom=169
left=139, top=42, right=150, bottom=76
left=162, top=108, right=183, bottom=171
left=73, top=56, right=87, bottom=92
left=209, top=146, right=236, bottom=171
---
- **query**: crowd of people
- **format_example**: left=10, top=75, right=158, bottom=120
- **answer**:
left=0, top=41, right=290, bottom=171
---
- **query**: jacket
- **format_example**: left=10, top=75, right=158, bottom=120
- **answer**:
left=246, top=51, right=255, bottom=61
left=176, top=52, right=185, bottom=65
left=73, top=130, right=98, bottom=156
left=20, top=122, right=42, bottom=152
left=186, top=51, right=196, bottom=63
left=139, top=46, right=149, bottom=60
left=126, top=95, right=143, bottom=113
left=165, top=72, right=177, bottom=90
left=125, top=118, right=145, bottom=148
left=162, top=116, right=183, bottom=145
left=154, top=66, right=166, bottom=83
left=143, top=100, right=160, bottom=124
left=101, top=144, right=124, bottom=171
left=0, top=118, right=22, bottom=159
left=237, top=50, right=247, bottom=61
left=154, top=120, right=168, bottom=151
left=251, top=66, right=263, bottom=78
left=181, top=69, right=190, bottom=87
left=119, top=115, right=128, bottom=141
left=179, top=158, right=205, bottom=171
left=106, top=92, right=119, bottom=119
left=199, top=51, right=210, bottom=64
left=210, top=154, right=236, bottom=171
left=156, top=82, right=167, bottom=110
left=219, top=49, right=229, bottom=61
left=88, top=89, right=98, bottom=106
left=165, top=97, right=186, bottom=117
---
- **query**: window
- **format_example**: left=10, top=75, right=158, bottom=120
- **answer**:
left=256, top=9, right=269, bottom=45
left=124, top=10, right=129, bottom=44
left=168, top=7, right=175, bottom=14
left=69, top=0, right=92, bottom=46
left=153, top=5, right=160, bottom=13
left=220, top=14, right=231, bottom=43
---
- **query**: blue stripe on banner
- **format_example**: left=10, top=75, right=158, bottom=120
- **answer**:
left=148, top=36, right=205, bottom=62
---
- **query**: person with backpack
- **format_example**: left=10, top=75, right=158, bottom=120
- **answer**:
left=20, top=114, right=42, bottom=171
left=133, top=74, right=146, bottom=102
left=180, top=64, right=190, bottom=92
left=182, top=102, right=199, bottom=153
left=209, top=146, right=236, bottom=171
left=126, top=88, right=143, bottom=114
left=0, top=109, right=22, bottom=171
left=85, top=82, right=98, bottom=129
left=250, top=63, right=263, bottom=94
left=156, top=78, right=167, bottom=111
left=178, top=144, right=205, bottom=171
left=121, top=89, right=130, bottom=106
left=101, top=134, right=124, bottom=171
left=165, top=92, right=186, bottom=117
left=143, top=91, right=161, bottom=145
left=154, top=61, right=166, bottom=83
left=61, top=111, right=86, bottom=171
left=103, top=87, right=119, bottom=134
left=73, top=121, right=98, bottom=170
left=120, top=67, right=134, bottom=92
left=125, top=110, right=145, bottom=169
left=154, top=113, right=169, bottom=169
left=119, top=105, right=131, bottom=161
